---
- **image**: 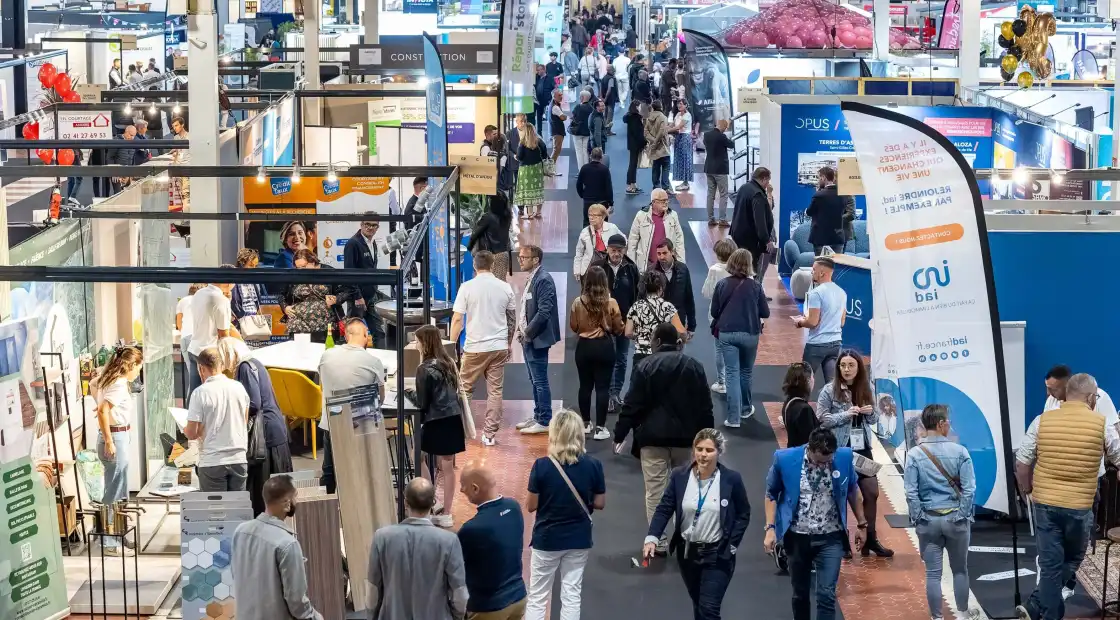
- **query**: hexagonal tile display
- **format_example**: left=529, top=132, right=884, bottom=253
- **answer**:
left=198, top=552, right=213, bottom=568
left=212, top=550, right=230, bottom=569
left=196, top=583, right=214, bottom=601
left=204, top=537, right=221, bottom=554
left=205, top=601, right=223, bottom=618
left=182, top=584, right=197, bottom=601
left=213, top=583, right=230, bottom=600
left=188, top=538, right=205, bottom=555
left=219, top=538, right=232, bottom=555
left=203, top=570, right=222, bottom=587
left=220, top=569, right=234, bottom=586
left=183, top=553, right=198, bottom=569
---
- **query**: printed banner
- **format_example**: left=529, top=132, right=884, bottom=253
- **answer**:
left=535, top=0, right=564, bottom=64
left=367, top=100, right=402, bottom=156
left=842, top=101, right=1012, bottom=513
left=424, top=36, right=451, bottom=300
left=680, top=29, right=733, bottom=134
left=938, top=0, right=963, bottom=50
left=499, top=0, right=540, bottom=113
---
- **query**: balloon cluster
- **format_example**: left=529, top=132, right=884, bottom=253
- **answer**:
left=25, top=62, right=81, bottom=165
left=722, top=0, right=922, bottom=50
left=997, top=6, right=1056, bottom=88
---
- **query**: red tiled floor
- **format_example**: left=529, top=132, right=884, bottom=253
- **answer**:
left=518, top=200, right=570, bottom=253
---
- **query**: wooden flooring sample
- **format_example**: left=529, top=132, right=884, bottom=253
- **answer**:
left=292, top=495, right=346, bottom=620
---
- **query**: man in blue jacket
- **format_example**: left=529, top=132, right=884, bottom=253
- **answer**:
left=764, top=428, right=866, bottom=620
left=513, top=245, right=560, bottom=437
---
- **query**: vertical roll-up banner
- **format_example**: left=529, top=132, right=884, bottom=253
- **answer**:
left=841, top=101, right=1013, bottom=514
left=499, top=0, right=540, bottom=114
left=680, top=29, right=733, bottom=134
left=423, top=35, right=450, bottom=300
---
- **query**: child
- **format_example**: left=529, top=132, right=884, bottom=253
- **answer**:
left=701, top=237, right=737, bottom=394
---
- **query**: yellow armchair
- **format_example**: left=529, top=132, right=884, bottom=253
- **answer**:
left=267, top=368, right=323, bottom=459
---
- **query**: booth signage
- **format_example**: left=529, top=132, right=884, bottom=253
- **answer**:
left=367, top=100, right=403, bottom=156
left=681, top=29, right=733, bottom=133
left=737, top=88, right=764, bottom=113
left=350, top=43, right=499, bottom=74
left=73, top=84, right=105, bottom=104
left=120, top=34, right=138, bottom=51
left=454, top=155, right=498, bottom=195
left=837, top=157, right=864, bottom=195
left=424, top=36, right=451, bottom=301
left=499, top=0, right=540, bottom=113
left=173, top=56, right=189, bottom=70
left=842, top=101, right=1011, bottom=514
left=270, top=178, right=292, bottom=196
left=57, top=111, right=113, bottom=140
left=404, top=0, right=437, bottom=13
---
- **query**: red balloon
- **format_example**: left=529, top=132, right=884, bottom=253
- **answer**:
left=62, top=91, right=81, bottom=103
left=57, top=149, right=75, bottom=166
left=21, top=122, right=38, bottom=140
left=52, top=73, right=72, bottom=96
left=37, top=63, right=57, bottom=88
left=37, top=149, right=54, bottom=164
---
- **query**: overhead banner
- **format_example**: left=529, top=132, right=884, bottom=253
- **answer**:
left=499, top=0, right=540, bottom=113
left=424, top=36, right=451, bottom=300
left=681, top=29, right=733, bottom=134
left=841, top=101, right=1012, bottom=514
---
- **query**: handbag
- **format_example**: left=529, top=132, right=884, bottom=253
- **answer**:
left=918, top=444, right=964, bottom=498
left=709, top=278, right=746, bottom=338
left=638, top=149, right=651, bottom=169
left=549, top=456, right=593, bottom=521
left=459, top=388, right=477, bottom=440
left=243, top=363, right=268, bottom=464
left=238, top=314, right=272, bottom=339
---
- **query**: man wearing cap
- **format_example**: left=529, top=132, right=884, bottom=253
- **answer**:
left=589, top=233, right=641, bottom=410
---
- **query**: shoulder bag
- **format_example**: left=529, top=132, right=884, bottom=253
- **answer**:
left=549, top=456, right=593, bottom=521
left=238, top=314, right=272, bottom=339
left=709, top=278, right=746, bottom=338
left=243, top=362, right=269, bottom=465
left=918, top=444, right=964, bottom=498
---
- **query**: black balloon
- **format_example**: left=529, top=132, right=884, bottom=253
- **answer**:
left=1000, top=68, right=1014, bottom=82
left=1009, top=45, right=1022, bottom=59
left=1012, top=19, right=1027, bottom=36
left=998, top=34, right=1012, bottom=48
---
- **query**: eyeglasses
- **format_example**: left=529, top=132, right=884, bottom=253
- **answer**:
left=518, top=254, right=536, bottom=261
left=361, top=222, right=379, bottom=229
left=652, top=198, right=669, bottom=204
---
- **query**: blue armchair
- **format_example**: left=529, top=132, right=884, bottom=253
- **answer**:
left=782, top=221, right=871, bottom=274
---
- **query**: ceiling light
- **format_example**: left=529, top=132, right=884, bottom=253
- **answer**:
left=1013, top=167, right=1029, bottom=185
left=291, top=166, right=300, bottom=182
left=256, top=166, right=266, bottom=183
left=1051, top=170, right=1064, bottom=185
left=417, top=77, right=429, bottom=88
left=123, top=103, right=132, bottom=114
left=172, top=104, right=181, bottom=114
left=149, top=103, right=157, bottom=114
left=326, top=163, right=338, bottom=183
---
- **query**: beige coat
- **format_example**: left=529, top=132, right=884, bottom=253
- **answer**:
left=643, top=111, right=670, bottom=160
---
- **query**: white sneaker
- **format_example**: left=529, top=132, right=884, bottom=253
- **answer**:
left=744, top=405, right=756, bottom=419
left=1062, top=586, right=1075, bottom=600
left=710, top=382, right=726, bottom=394
left=104, top=546, right=134, bottom=557
left=481, top=435, right=497, bottom=446
left=520, top=422, right=549, bottom=435
left=723, top=420, right=741, bottom=429
left=584, top=422, right=593, bottom=435
left=592, top=426, right=611, bottom=441
left=515, top=419, right=535, bottom=430
left=431, top=514, right=454, bottom=528
left=960, top=610, right=983, bottom=620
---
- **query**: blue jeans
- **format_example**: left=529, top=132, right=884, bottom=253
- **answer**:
left=676, top=543, right=734, bottom=619
left=651, top=156, right=671, bottom=190
left=187, top=350, right=202, bottom=406
left=785, top=531, right=844, bottom=620
left=610, top=335, right=631, bottom=397
left=717, top=331, right=759, bottom=424
left=802, top=340, right=842, bottom=384
left=1023, top=503, right=1094, bottom=620
left=916, top=514, right=971, bottom=617
left=523, top=343, right=552, bottom=425
left=714, top=339, right=726, bottom=386
left=66, top=175, right=83, bottom=201
left=98, top=430, right=130, bottom=549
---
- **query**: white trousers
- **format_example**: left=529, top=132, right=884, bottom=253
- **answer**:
left=524, top=548, right=589, bottom=620
left=573, top=136, right=590, bottom=170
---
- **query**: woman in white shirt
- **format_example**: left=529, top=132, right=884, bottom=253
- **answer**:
left=92, top=346, right=144, bottom=555
left=700, top=238, right=738, bottom=395
left=573, top=203, right=622, bottom=280
left=642, top=429, right=750, bottom=618
left=669, top=99, right=694, bottom=192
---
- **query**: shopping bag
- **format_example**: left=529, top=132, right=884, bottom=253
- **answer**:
left=638, top=150, right=651, bottom=169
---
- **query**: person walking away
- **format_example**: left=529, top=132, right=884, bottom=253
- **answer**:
left=589, top=100, right=608, bottom=154
left=570, top=89, right=594, bottom=170
left=806, top=166, right=847, bottom=255
left=624, top=101, right=646, bottom=195
left=548, top=90, right=568, bottom=172
left=904, top=404, right=982, bottom=620
left=570, top=266, right=624, bottom=440
left=458, top=466, right=527, bottom=619
left=589, top=234, right=641, bottom=411
left=184, top=347, right=251, bottom=492
left=92, top=347, right=143, bottom=556
left=701, top=238, right=736, bottom=395
left=625, top=271, right=685, bottom=368
left=571, top=19, right=589, bottom=59
left=576, top=149, right=613, bottom=228
left=217, top=338, right=292, bottom=517
left=187, top=276, right=240, bottom=399
left=573, top=203, right=622, bottom=280
left=413, top=324, right=468, bottom=528
left=467, top=193, right=514, bottom=280
left=702, top=119, right=735, bottom=227
left=515, top=245, right=561, bottom=436
left=652, top=239, right=696, bottom=341
left=730, top=167, right=775, bottom=279
left=815, top=350, right=892, bottom=558
left=643, top=429, right=750, bottom=619
left=1015, top=373, right=1120, bottom=620
left=781, top=362, right=818, bottom=448
left=451, top=251, right=515, bottom=448
left=793, top=256, right=845, bottom=383
left=613, top=53, right=631, bottom=106
left=367, top=478, right=468, bottom=620
left=627, top=188, right=686, bottom=273
left=602, top=67, right=619, bottom=132
left=764, top=428, right=867, bottom=620
left=711, top=249, right=769, bottom=428
left=534, top=64, right=552, bottom=137
left=515, top=124, right=549, bottom=219
left=668, top=99, right=694, bottom=192
left=525, top=409, right=607, bottom=620
left=318, top=319, right=386, bottom=495
left=644, top=101, right=671, bottom=192
left=232, top=475, right=323, bottom=620
left=562, top=46, right=580, bottom=86
left=616, top=323, right=713, bottom=555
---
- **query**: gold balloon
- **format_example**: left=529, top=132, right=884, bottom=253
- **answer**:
left=1001, top=54, right=1020, bottom=74
left=1017, top=72, right=1034, bottom=88
left=1035, top=58, right=1052, bottom=80
left=1037, top=12, right=1056, bottom=36
left=1001, top=21, right=1015, bottom=39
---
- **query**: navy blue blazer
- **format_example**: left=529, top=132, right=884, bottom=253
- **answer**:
left=647, top=463, right=751, bottom=560
left=523, top=269, right=561, bottom=350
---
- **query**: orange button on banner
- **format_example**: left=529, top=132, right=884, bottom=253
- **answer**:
left=885, top=224, right=964, bottom=251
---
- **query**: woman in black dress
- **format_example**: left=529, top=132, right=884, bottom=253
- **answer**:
left=781, top=361, right=818, bottom=448
left=413, top=324, right=467, bottom=528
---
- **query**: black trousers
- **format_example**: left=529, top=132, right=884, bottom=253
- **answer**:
left=676, top=542, right=734, bottom=620
left=627, top=149, right=640, bottom=185
left=575, top=335, right=615, bottom=426
left=247, top=443, right=294, bottom=516
left=92, top=177, right=112, bottom=198
left=534, top=104, right=546, bottom=137
left=321, top=430, right=336, bottom=494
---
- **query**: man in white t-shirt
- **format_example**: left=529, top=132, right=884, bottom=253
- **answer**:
left=793, top=256, right=846, bottom=383
left=187, top=272, right=239, bottom=402
left=176, top=283, right=203, bottom=396
left=451, top=251, right=515, bottom=446
left=185, top=348, right=251, bottom=492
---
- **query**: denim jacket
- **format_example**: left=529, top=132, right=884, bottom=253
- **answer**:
left=903, top=435, right=975, bottom=524
left=815, top=382, right=878, bottom=450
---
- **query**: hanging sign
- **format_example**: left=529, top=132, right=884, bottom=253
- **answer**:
left=837, top=157, right=864, bottom=195
left=454, top=155, right=498, bottom=195
left=57, top=111, right=113, bottom=140
left=73, top=84, right=104, bottom=104
left=367, top=100, right=402, bottom=156
left=737, top=88, right=764, bottom=113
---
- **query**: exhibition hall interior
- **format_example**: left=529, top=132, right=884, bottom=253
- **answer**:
left=1, top=0, right=1119, bottom=618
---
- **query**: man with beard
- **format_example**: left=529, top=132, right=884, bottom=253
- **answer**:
left=589, top=234, right=641, bottom=409
left=652, top=239, right=695, bottom=342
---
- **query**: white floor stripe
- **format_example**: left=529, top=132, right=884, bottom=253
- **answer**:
left=976, top=568, right=1035, bottom=582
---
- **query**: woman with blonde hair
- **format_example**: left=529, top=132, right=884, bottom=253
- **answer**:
left=525, top=409, right=607, bottom=620
left=92, top=346, right=144, bottom=555
left=216, top=337, right=292, bottom=516
left=515, top=123, right=549, bottom=219
left=412, top=324, right=467, bottom=528
left=572, top=203, right=622, bottom=280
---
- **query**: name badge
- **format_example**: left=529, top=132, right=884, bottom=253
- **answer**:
left=720, top=499, right=728, bottom=507
left=850, top=426, right=866, bottom=451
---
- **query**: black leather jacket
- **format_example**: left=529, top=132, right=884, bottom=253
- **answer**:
left=414, top=359, right=463, bottom=423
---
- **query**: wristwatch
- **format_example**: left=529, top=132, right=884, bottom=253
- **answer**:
left=765, top=523, right=775, bottom=531
left=856, top=522, right=869, bottom=529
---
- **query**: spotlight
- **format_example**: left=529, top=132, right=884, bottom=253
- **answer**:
left=172, top=104, right=181, bottom=114
left=123, top=103, right=132, bottom=114
left=1051, top=170, right=1064, bottom=185
left=149, top=103, right=157, bottom=114
left=256, top=166, right=266, bottom=183
left=291, top=166, right=300, bottom=182
left=417, top=77, right=429, bottom=88
left=1012, top=167, right=1029, bottom=185
left=326, top=163, right=338, bottom=183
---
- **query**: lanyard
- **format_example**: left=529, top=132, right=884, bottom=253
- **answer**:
left=695, top=472, right=716, bottom=516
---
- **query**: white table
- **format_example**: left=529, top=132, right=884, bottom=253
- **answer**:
left=252, top=340, right=399, bottom=377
